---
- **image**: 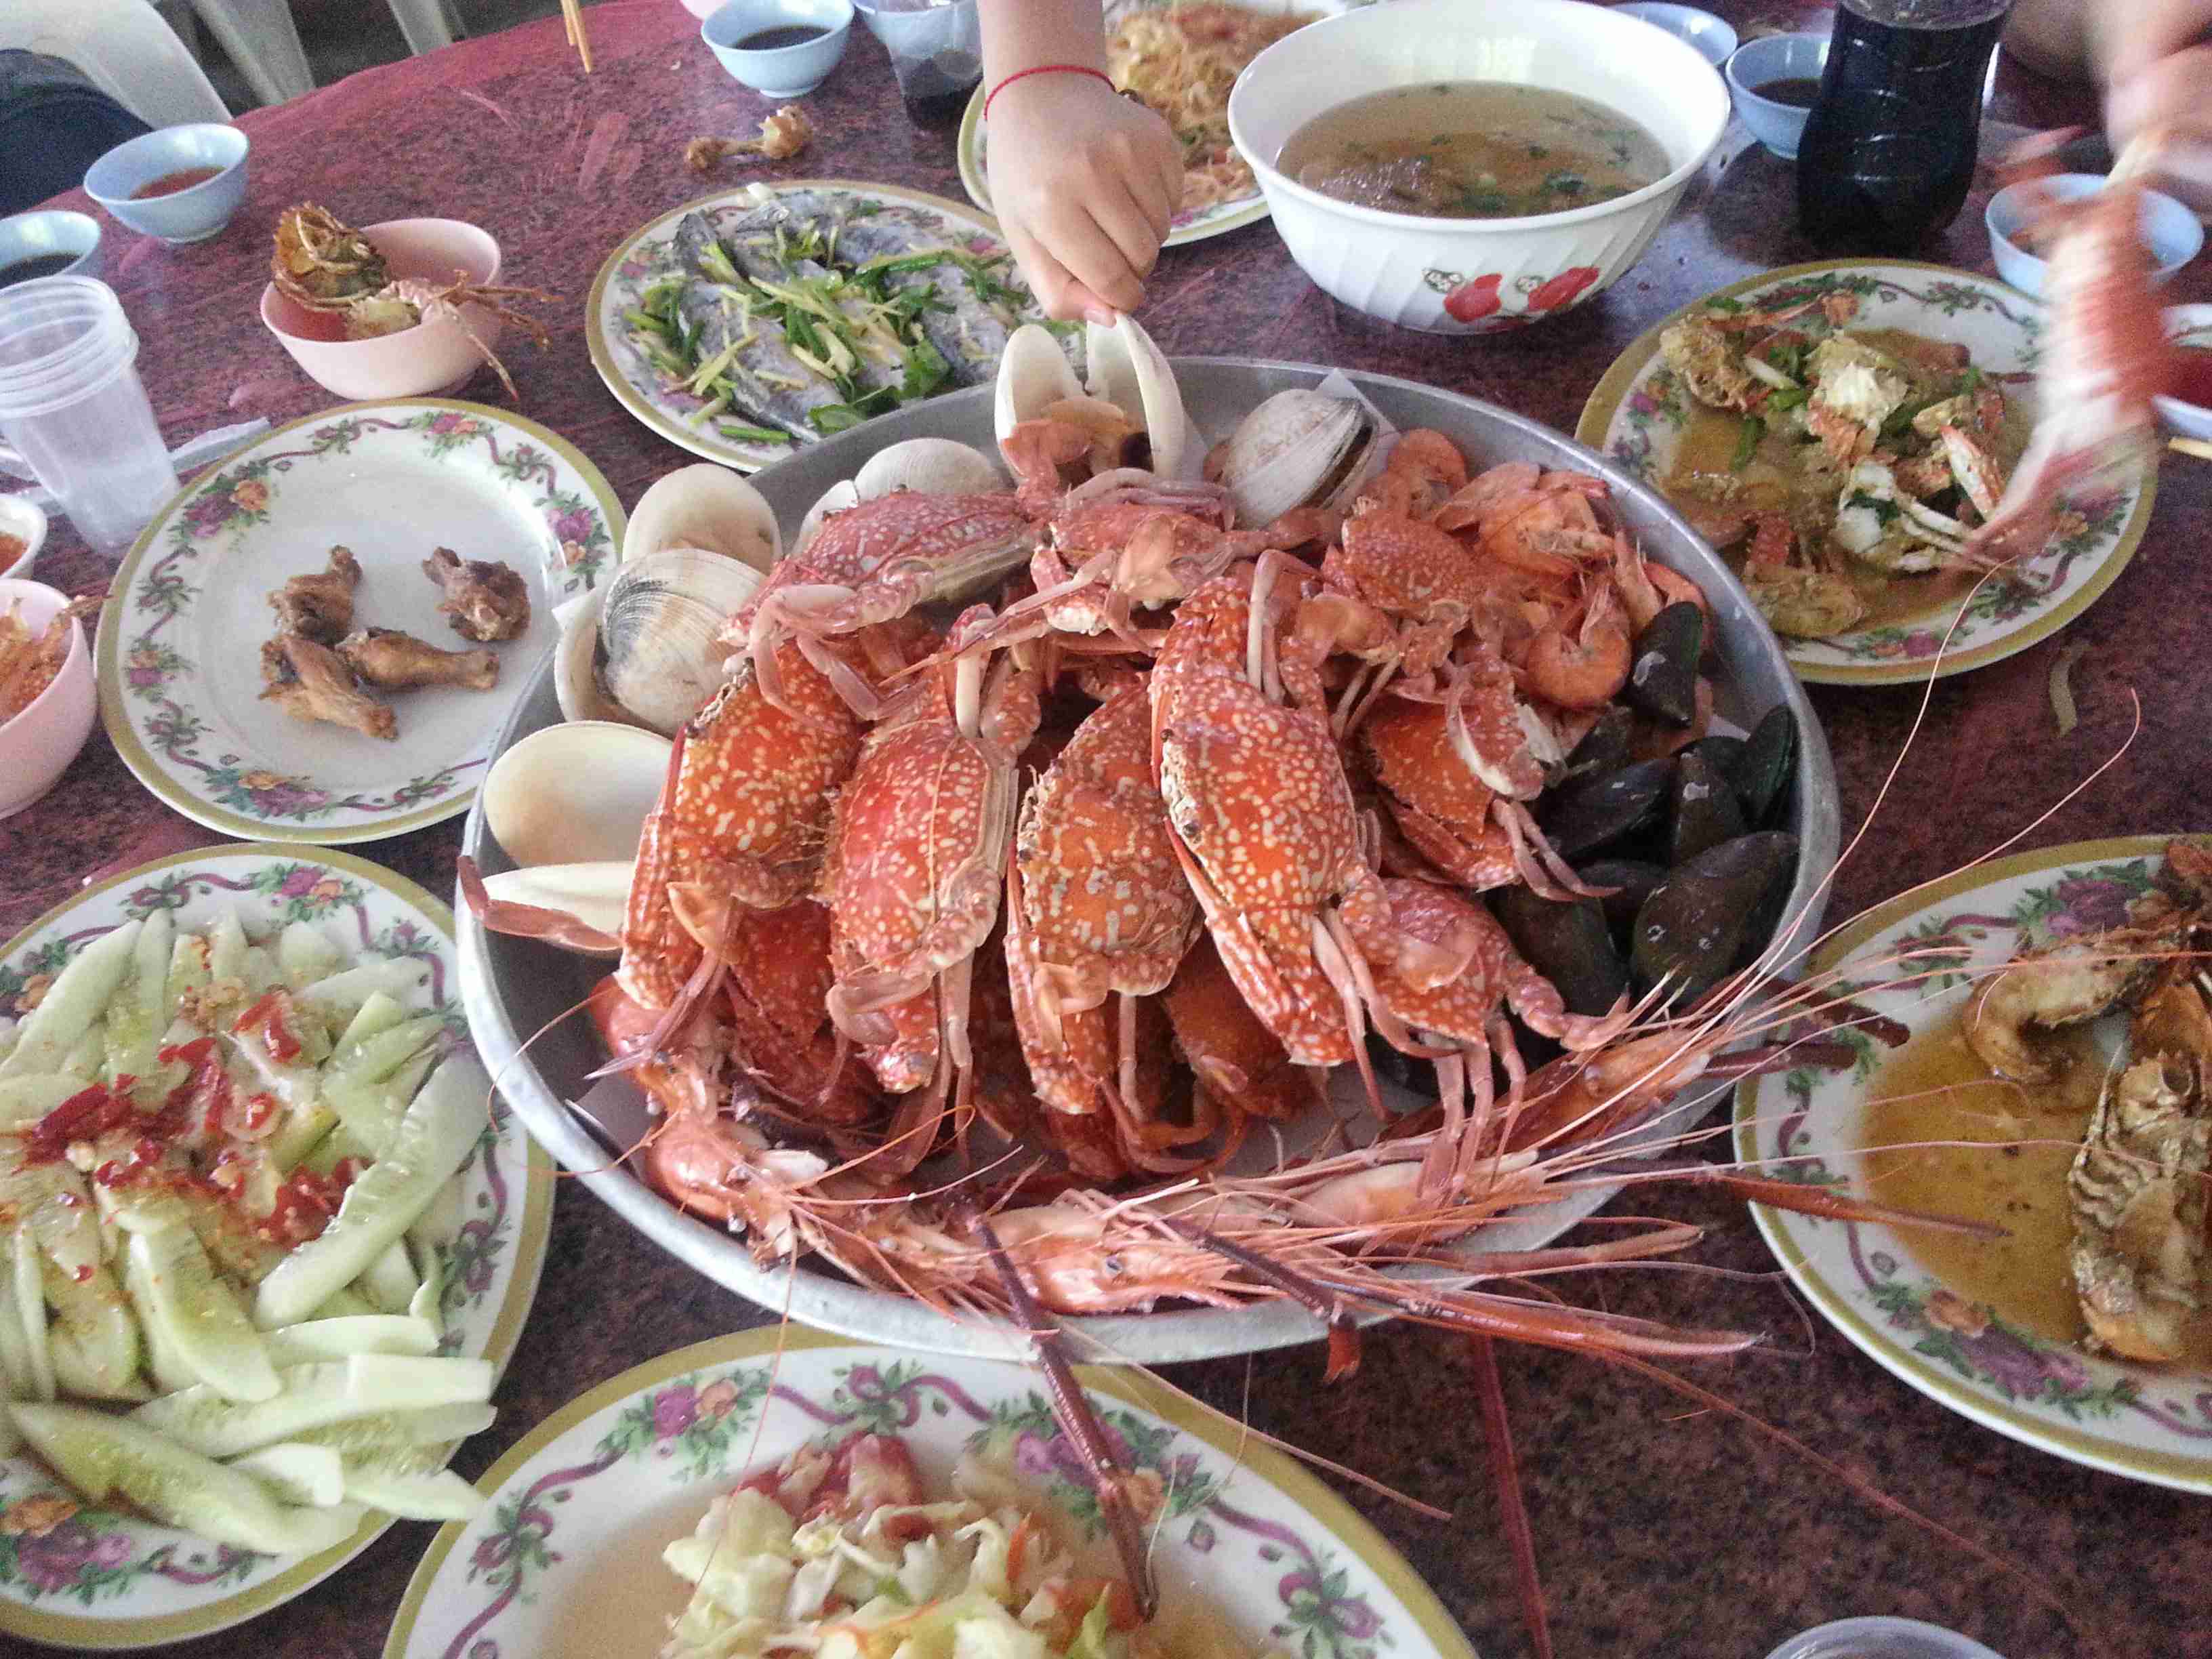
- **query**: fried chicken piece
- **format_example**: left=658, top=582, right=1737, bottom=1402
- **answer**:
left=335, top=626, right=499, bottom=691
left=422, top=547, right=529, bottom=642
left=259, top=634, right=396, bottom=741
left=268, top=546, right=363, bottom=644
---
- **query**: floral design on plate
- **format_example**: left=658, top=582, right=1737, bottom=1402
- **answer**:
left=387, top=1332, right=1471, bottom=1659
left=1735, top=836, right=2212, bottom=1490
left=587, top=181, right=1040, bottom=471
left=0, top=844, right=552, bottom=1650
left=96, top=401, right=623, bottom=845
left=1576, top=260, right=2156, bottom=686
left=956, top=0, right=1360, bottom=251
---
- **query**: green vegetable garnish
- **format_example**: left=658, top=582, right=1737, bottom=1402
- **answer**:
left=1730, top=415, right=1765, bottom=470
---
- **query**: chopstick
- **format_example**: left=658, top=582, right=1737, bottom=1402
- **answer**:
left=2169, top=436, right=2212, bottom=461
left=561, top=0, right=594, bottom=73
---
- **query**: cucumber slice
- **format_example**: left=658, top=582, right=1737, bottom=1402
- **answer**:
left=58, top=1025, right=106, bottom=1082
left=228, top=1442, right=346, bottom=1507
left=0, top=920, right=141, bottom=1081
left=334, top=992, right=407, bottom=1053
left=131, top=1353, right=493, bottom=1457
left=297, top=961, right=430, bottom=1027
left=254, top=1057, right=489, bottom=1330
left=264, top=1314, right=436, bottom=1365
left=0, top=1225, right=53, bottom=1401
left=0, top=1016, right=18, bottom=1063
left=103, top=909, right=173, bottom=1100
left=240, top=945, right=281, bottom=998
left=121, top=1237, right=201, bottom=1395
left=164, top=932, right=213, bottom=1031
left=323, top=1014, right=445, bottom=1093
left=0, top=1073, right=89, bottom=1130
left=13, top=1400, right=363, bottom=1555
left=266, top=1099, right=337, bottom=1174
left=43, top=1253, right=141, bottom=1400
left=340, top=1458, right=482, bottom=1521
left=359, top=1238, right=419, bottom=1316
left=290, top=1401, right=494, bottom=1455
left=0, top=1142, right=103, bottom=1280
left=206, top=908, right=247, bottom=988
left=407, top=1246, right=445, bottom=1343
left=308, top=1285, right=380, bottom=1321
left=0, top=1399, right=18, bottom=1458
left=278, top=923, right=345, bottom=994
left=126, top=1226, right=279, bottom=1402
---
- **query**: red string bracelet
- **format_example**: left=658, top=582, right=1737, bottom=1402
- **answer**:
left=983, top=64, right=1114, bottom=121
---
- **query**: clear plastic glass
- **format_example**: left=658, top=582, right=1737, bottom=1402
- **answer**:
left=0, top=277, right=176, bottom=558
left=853, top=0, right=982, bottom=127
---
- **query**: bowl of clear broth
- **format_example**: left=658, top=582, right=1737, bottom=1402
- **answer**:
left=1724, top=31, right=1828, bottom=160
left=83, top=124, right=249, bottom=245
left=2154, top=304, right=2212, bottom=443
left=1227, top=0, right=1731, bottom=333
left=701, top=0, right=853, bottom=98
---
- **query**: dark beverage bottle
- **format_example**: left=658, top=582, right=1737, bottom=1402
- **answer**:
left=1796, top=0, right=2011, bottom=253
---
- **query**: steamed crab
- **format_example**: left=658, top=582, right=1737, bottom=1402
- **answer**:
left=270, top=205, right=557, bottom=401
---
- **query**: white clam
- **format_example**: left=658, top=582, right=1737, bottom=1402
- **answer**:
left=483, top=720, right=672, bottom=869
left=479, top=864, right=634, bottom=958
left=1211, top=390, right=1380, bottom=526
left=853, top=437, right=1002, bottom=499
left=794, top=478, right=861, bottom=560
left=994, top=323, right=1086, bottom=447
left=552, top=590, right=638, bottom=728
left=595, top=548, right=764, bottom=735
left=1085, top=313, right=1197, bottom=481
left=623, top=464, right=781, bottom=574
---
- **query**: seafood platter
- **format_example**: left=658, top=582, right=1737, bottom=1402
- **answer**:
left=457, top=315, right=1844, bottom=1369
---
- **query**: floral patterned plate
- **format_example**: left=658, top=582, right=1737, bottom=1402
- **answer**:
left=1734, top=835, right=2212, bottom=1491
left=94, top=400, right=623, bottom=845
left=955, top=0, right=1355, bottom=251
left=0, top=844, right=554, bottom=1649
left=1576, top=260, right=2156, bottom=685
left=586, top=181, right=1040, bottom=472
left=382, top=1328, right=1473, bottom=1659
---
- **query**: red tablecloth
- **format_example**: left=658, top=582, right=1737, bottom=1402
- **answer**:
left=4, top=4, right=2208, bottom=1655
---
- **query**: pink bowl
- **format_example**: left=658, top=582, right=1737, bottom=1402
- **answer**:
left=260, top=218, right=508, bottom=401
left=0, top=577, right=96, bottom=819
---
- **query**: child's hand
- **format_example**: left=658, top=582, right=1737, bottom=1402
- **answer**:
left=987, top=73, right=1183, bottom=323
left=2100, top=0, right=2212, bottom=201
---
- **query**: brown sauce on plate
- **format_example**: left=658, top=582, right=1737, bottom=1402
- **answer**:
left=133, top=167, right=222, bottom=198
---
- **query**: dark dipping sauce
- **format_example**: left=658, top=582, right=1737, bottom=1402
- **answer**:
left=0, top=253, right=79, bottom=289
left=132, top=166, right=223, bottom=198
left=1280, top=81, right=1668, bottom=219
left=737, top=24, right=828, bottom=49
left=2170, top=346, right=2212, bottom=407
left=1751, top=76, right=1822, bottom=107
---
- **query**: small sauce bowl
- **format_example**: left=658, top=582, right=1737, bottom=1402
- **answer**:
left=701, top=0, right=855, bottom=99
left=1986, top=172, right=2203, bottom=299
left=0, top=494, right=48, bottom=581
left=0, top=577, right=97, bottom=820
left=1763, top=1615, right=2005, bottom=1659
left=0, top=210, right=102, bottom=290
left=1725, top=32, right=1828, bottom=161
left=2154, top=302, right=2212, bottom=443
left=83, top=125, right=250, bottom=245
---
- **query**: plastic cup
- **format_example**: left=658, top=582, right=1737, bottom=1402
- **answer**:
left=853, top=0, right=982, bottom=127
left=0, top=277, right=177, bottom=559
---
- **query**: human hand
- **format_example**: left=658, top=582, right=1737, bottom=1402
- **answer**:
left=2097, top=0, right=2212, bottom=196
left=986, top=73, right=1183, bottom=323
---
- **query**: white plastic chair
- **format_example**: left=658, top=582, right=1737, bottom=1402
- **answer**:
left=181, top=0, right=459, bottom=110
left=1, top=0, right=231, bottom=128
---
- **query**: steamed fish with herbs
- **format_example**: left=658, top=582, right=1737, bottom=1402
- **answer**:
left=626, top=188, right=1075, bottom=449
left=1652, top=288, right=2028, bottom=641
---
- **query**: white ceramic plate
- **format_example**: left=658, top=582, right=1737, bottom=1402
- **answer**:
left=1578, top=260, right=2156, bottom=685
left=0, top=844, right=554, bottom=1649
left=586, top=181, right=1042, bottom=471
left=382, top=1328, right=1473, bottom=1659
left=956, top=0, right=1353, bottom=249
left=1735, top=835, right=2212, bottom=1492
left=95, top=401, right=624, bottom=844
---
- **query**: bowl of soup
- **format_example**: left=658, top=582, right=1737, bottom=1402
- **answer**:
left=1227, top=0, right=1730, bottom=333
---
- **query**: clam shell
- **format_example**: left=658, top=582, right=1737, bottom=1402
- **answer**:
left=854, top=437, right=1003, bottom=499
left=1213, top=390, right=1380, bottom=526
left=483, top=720, right=672, bottom=869
left=480, top=863, right=634, bottom=957
left=624, top=464, right=780, bottom=574
left=598, top=548, right=764, bottom=735
left=1084, top=313, right=1196, bottom=481
left=794, top=478, right=861, bottom=559
left=552, top=589, right=642, bottom=729
left=994, top=323, right=1086, bottom=446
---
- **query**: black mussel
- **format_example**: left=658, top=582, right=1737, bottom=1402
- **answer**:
left=1738, top=705, right=1799, bottom=828
left=1681, top=734, right=1748, bottom=787
left=1631, top=831, right=1799, bottom=1004
left=1495, top=886, right=1629, bottom=1018
left=1576, top=857, right=1668, bottom=939
left=1625, top=602, right=1705, bottom=726
left=1561, top=706, right=1637, bottom=781
left=1536, top=757, right=1674, bottom=861
left=1671, top=751, right=1747, bottom=865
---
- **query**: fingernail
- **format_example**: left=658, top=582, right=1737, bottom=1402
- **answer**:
left=1084, top=302, right=1119, bottom=325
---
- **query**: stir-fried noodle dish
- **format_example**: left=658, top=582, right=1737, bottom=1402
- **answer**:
left=1107, top=3, right=1318, bottom=212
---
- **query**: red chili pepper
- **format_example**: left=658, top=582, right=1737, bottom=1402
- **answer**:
left=25, top=1083, right=137, bottom=1164
left=1443, top=273, right=1504, bottom=323
left=232, top=991, right=303, bottom=1064
left=1525, top=264, right=1603, bottom=313
left=165, top=1039, right=237, bottom=1141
